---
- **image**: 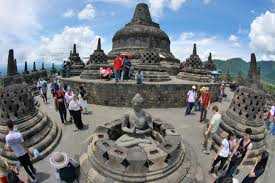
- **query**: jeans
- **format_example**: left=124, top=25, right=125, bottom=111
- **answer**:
left=225, top=156, right=243, bottom=177
left=185, top=102, right=194, bottom=115
left=115, top=70, right=121, bottom=81
left=18, top=153, right=36, bottom=180
left=271, top=122, right=275, bottom=136
left=200, top=106, right=207, bottom=122
left=120, top=70, right=125, bottom=81
left=195, top=101, right=201, bottom=111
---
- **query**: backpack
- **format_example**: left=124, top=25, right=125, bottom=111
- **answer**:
left=7, top=170, right=21, bottom=183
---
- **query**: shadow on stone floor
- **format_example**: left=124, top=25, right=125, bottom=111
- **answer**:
left=37, top=172, right=50, bottom=182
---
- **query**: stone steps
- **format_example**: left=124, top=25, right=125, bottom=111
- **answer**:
left=0, top=113, right=61, bottom=162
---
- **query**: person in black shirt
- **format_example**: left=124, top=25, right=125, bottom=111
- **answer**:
left=242, top=150, right=269, bottom=183
left=225, top=128, right=253, bottom=177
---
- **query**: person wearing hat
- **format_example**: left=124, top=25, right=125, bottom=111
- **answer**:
left=50, top=152, right=79, bottom=182
left=199, top=86, right=211, bottom=122
left=185, top=85, right=198, bottom=115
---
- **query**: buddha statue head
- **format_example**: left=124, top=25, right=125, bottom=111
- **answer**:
left=131, top=93, right=144, bottom=112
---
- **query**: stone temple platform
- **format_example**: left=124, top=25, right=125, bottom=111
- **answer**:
left=61, top=76, right=220, bottom=108
left=79, top=94, right=199, bottom=182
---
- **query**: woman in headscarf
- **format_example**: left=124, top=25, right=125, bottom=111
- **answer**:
left=241, top=150, right=269, bottom=183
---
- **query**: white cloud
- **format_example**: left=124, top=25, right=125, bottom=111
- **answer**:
left=202, top=0, right=212, bottom=5
left=148, top=0, right=188, bottom=18
left=0, top=0, right=44, bottom=65
left=63, top=9, right=75, bottom=18
left=228, top=34, right=240, bottom=47
left=29, top=26, right=102, bottom=64
left=229, top=34, right=238, bottom=42
left=78, top=4, right=96, bottom=20
left=92, top=0, right=188, bottom=19
left=171, top=32, right=249, bottom=61
left=170, top=0, right=188, bottom=10
left=249, top=11, right=275, bottom=60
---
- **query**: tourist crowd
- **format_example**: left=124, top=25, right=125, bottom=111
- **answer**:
left=97, top=53, right=144, bottom=84
left=0, top=76, right=272, bottom=183
left=185, top=84, right=270, bottom=183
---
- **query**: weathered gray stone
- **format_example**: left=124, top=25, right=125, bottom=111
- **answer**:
left=0, top=53, right=61, bottom=163
left=213, top=86, right=267, bottom=164
left=79, top=94, right=200, bottom=182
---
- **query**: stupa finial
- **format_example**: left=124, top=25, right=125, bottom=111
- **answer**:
left=132, top=3, right=153, bottom=24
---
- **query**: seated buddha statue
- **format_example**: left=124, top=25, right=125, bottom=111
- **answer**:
left=115, top=94, right=154, bottom=147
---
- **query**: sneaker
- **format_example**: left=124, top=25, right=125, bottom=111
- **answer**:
left=203, top=150, right=210, bottom=155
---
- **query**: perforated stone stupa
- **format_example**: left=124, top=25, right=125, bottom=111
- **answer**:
left=177, top=44, right=212, bottom=82
left=80, top=38, right=110, bottom=79
left=0, top=50, right=61, bottom=162
left=213, top=86, right=266, bottom=164
left=79, top=94, right=199, bottom=183
left=108, top=3, right=180, bottom=75
left=65, top=44, right=85, bottom=76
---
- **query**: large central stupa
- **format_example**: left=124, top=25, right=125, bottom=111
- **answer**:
left=108, top=3, right=178, bottom=63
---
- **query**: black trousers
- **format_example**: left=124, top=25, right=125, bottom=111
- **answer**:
left=72, top=110, right=84, bottom=129
left=58, top=102, right=67, bottom=123
left=18, top=153, right=36, bottom=180
left=211, top=155, right=228, bottom=172
left=242, top=175, right=258, bottom=183
left=200, top=106, right=207, bottom=122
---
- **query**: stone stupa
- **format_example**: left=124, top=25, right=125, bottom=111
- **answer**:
left=65, top=44, right=85, bottom=76
left=204, top=52, right=216, bottom=71
left=79, top=94, right=200, bottom=182
left=213, top=54, right=266, bottom=164
left=0, top=49, right=61, bottom=162
left=108, top=3, right=180, bottom=75
left=247, top=53, right=261, bottom=87
left=177, top=44, right=212, bottom=82
left=80, top=38, right=110, bottom=79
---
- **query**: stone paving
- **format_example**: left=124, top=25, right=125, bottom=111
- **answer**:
left=31, top=88, right=272, bottom=183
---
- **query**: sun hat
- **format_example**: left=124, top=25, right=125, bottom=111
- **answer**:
left=49, top=152, right=69, bottom=169
left=200, top=87, right=206, bottom=91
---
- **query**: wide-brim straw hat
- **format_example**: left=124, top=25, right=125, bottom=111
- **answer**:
left=200, top=87, right=207, bottom=91
left=49, top=152, right=69, bottom=169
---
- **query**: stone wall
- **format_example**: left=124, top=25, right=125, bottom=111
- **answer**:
left=23, top=70, right=48, bottom=84
left=62, top=79, right=220, bottom=108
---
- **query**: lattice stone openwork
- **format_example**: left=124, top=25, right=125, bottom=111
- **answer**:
left=89, top=52, right=108, bottom=64
left=0, top=74, right=61, bottom=162
left=141, top=51, right=160, bottom=65
left=213, top=86, right=267, bottom=165
left=79, top=119, right=198, bottom=182
left=0, top=83, right=35, bottom=120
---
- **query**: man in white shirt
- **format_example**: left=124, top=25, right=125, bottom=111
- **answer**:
left=185, top=85, right=197, bottom=115
left=5, top=121, right=37, bottom=182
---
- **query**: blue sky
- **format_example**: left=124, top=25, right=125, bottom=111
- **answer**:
left=0, top=0, right=275, bottom=66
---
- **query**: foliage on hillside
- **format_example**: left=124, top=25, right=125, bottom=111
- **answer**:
left=212, top=58, right=275, bottom=84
